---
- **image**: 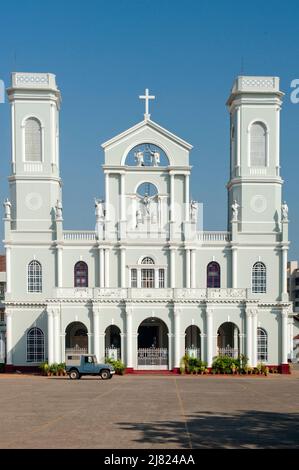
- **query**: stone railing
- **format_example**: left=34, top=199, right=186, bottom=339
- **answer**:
left=24, top=162, right=43, bottom=173
left=198, top=231, right=231, bottom=242
left=63, top=231, right=97, bottom=241
left=52, top=287, right=249, bottom=301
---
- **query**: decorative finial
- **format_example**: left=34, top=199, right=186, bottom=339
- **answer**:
left=139, top=88, right=155, bottom=120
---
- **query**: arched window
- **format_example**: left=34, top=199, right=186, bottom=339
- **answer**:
left=252, top=262, right=266, bottom=293
left=27, top=327, right=44, bottom=362
left=25, top=118, right=42, bottom=162
left=207, top=262, right=220, bottom=288
left=74, top=261, right=88, bottom=287
left=141, top=257, right=155, bottom=265
left=250, top=122, right=267, bottom=167
left=28, top=260, right=42, bottom=293
left=257, top=327, right=268, bottom=361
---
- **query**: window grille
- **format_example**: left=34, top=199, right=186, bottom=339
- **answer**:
left=27, top=327, right=44, bottom=362
left=74, top=261, right=88, bottom=287
left=25, top=118, right=42, bottom=162
left=252, top=262, right=266, bottom=293
left=131, top=269, right=137, bottom=288
left=250, top=122, right=266, bottom=166
left=257, top=327, right=268, bottom=361
left=28, top=260, right=42, bottom=293
left=141, top=269, right=155, bottom=288
left=207, top=262, right=220, bottom=288
left=141, top=257, right=154, bottom=265
left=159, top=269, right=165, bottom=288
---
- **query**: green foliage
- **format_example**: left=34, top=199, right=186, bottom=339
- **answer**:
left=180, top=354, right=207, bottom=374
left=105, top=358, right=125, bottom=375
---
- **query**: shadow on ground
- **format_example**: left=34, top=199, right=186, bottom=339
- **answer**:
left=118, top=410, right=299, bottom=448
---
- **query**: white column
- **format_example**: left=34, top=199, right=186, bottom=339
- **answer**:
left=185, top=174, right=190, bottom=221
left=87, top=334, right=92, bottom=354
left=99, top=248, right=104, bottom=288
left=47, top=309, right=54, bottom=364
left=137, top=269, right=142, bottom=289
left=174, top=308, right=181, bottom=369
left=154, top=269, right=159, bottom=288
left=246, top=309, right=252, bottom=366
left=61, top=333, right=66, bottom=363
left=120, top=173, right=126, bottom=220
left=191, top=249, right=196, bottom=288
left=105, top=248, right=110, bottom=288
left=206, top=307, right=213, bottom=367
left=186, top=249, right=190, bottom=288
left=120, top=247, right=126, bottom=288
left=57, top=247, right=63, bottom=288
left=281, top=309, right=288, bottom=364
left=170, top=173, right=174, bottom=222
left=170, top=248, right=176, bottom=288
left=93, top=308, right=100, bottom=361
left=53, top=309, right=60, bottom=363
left=126, top=308, right=133, bottom=369
left=282, top=248, right=288, bottom=296
left=11, top=102, right=16, bottom=173
left=105, top=172, right=110, bottom=221
left=120, top=333, right=125, bottom=363
left=168, top=333, right=173, bottom=370
left=5, top=310, right=12, bottom=365
left=252, top=311, right=257, bottom=367
left=232, top=247, right=237, bottom=288
left=5, top=246, right=11, bottom=294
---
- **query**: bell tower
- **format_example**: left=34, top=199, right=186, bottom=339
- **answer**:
left=227, top=76, right=284, bottom=233
left=7, top=72, right=61, bottom=232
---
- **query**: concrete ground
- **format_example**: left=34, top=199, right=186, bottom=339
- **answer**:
left=0, top=369, right=299, bottom=449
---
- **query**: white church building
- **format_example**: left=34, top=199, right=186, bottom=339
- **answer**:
left=3, top=72, right=295, bottom=372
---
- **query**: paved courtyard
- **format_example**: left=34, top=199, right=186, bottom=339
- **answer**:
left=0, top=371, right=299, bottom=449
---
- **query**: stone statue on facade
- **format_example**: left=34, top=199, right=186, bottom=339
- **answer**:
left=95, top=199, right=105, bottom=220
left=151, top=150, right=160, bottom=166
left=3, top=198, right=11, bottom=219
left=231, top=200, right=240, bottom=221
left=281, top=201, right=288, bottom=221
left=134, top=151, right=144, bottom=166
left=190, top=200, right=198, bottom=222
left=55, top=200, right=63, bottom=220
left=142, top=193, right=151, bottom=216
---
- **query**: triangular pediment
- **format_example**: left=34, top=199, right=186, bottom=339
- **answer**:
left=101, top=118, right=193, bottom=151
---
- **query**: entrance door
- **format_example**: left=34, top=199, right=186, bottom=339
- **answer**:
left=137, top=318, right=168, bottom=370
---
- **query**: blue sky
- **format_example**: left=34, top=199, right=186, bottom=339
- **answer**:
left=0, top=0, right=299, bottom=257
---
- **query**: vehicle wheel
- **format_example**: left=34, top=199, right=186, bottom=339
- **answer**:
left=69, top=369, right=80, bottom=380
left=100, top=369, right=110, bottom=380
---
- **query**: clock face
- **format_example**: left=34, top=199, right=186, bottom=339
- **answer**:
left=250, top=195, right=267, bottom=213
left=25, top=192, right=43, bottom=211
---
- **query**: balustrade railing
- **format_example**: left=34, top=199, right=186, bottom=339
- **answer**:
left=218, top=346, right=239, bottom=358
left=137, top=348, right=168, bottom=366
left=198, top=231, right=231, bottom=242
left=63, top=231, right=96, bottom=241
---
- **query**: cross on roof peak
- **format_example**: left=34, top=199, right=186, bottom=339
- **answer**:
left=139, top=88, right=155, bottom=120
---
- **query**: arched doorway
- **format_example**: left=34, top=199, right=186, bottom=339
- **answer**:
left=65, top=322, right=88, bottom=354
left=137, top=317, right=168, bottom=369
left=185, top=325, right=201, bottom=359
left=105, top=325, right=121, bottom=360
left=217, top=322, right=240, bottom=358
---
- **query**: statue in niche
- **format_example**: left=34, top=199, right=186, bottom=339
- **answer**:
left=231, top=200, right=240, bottom=221
left=190, top=200, right=198, bottom=222
left=95, top=199, right=105, bottom=220
left=150, top=150, right=160, bottom=166
left=55, top=200, right=63, bottom=219
left=134, top=151, right=144, bottom=166
left=3, top=198, right=11, bottom=219
left=142, top=192, right=151, bottom=216
left=281, top=201, right=288, bottom=221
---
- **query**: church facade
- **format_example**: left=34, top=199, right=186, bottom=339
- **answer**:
left=3, top=73, right=295, bottom=372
